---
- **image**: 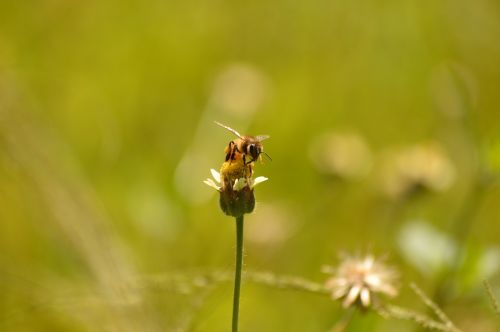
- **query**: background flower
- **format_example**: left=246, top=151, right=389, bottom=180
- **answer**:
left=324, top=254, right=399, bottom=308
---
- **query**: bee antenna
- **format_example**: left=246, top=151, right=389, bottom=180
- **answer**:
left=262, top=152, right=272, bottom=162
left=214, top=121, right=242, bottom=138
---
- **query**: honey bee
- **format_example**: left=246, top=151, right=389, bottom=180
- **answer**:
left=215, top=121, right=271, bottom=165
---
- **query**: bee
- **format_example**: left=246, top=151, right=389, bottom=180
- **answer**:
left=215, top=121, right=271, bottom=165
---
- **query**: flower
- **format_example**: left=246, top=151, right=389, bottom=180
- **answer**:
left=204, top=168, right=268, bottom=217
left=324, top=254, right=399, bottom=308
left=380, top=142, right=455, bottom=199
left=203, top=168, right=224, bottom=191
left=203, top=169, right=268, bottom=192
left=309, top=131, right=372, bottom=180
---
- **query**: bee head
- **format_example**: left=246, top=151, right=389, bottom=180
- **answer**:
left=247, top=143, right=262, bottom=161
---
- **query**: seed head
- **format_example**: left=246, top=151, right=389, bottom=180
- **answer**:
left=324, top=254, right=399, bottom=309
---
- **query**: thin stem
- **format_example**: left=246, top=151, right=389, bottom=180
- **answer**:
left=434, top=178, right=487, bottom=305
left=138, top=270, right=329, bottom=296
left=483, top=280, right=500, bottom=316
left=244, top=271, right=328, bottom=295
left=410, top=283, right=461, bottom=332
left=232, top=215, right=244, bottom=332
left=375, top=304, right=453, bottom=331
left=328, top=308, right=355, bottom=332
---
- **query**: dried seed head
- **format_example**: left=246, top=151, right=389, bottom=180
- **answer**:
left=324, top=254, right=399, bottom=309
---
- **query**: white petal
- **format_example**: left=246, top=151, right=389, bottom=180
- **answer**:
left=365, top=274, right=381, bottom=288
left=363, top=256, right=375, bottom=270
left=331, top=286, right=349, bottom=300
left=210, top=169, right=221, bottom=183
left=203, top=179, right=221, bottom=191
left=326, top=278, right=348, bottom=288
left=343, top=285, right=361, bottom=308
left=325, top=278, right=340, bottom=288
left=377, top=284, right=398, bottom=297
left=233, top=178, right=248, bottom=191
left=252, top=176, right=268, bottom=187
left=360, top=288, right=371, bottom=307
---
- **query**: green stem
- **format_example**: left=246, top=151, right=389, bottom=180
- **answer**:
left=232, top=215, right=244, bottom=332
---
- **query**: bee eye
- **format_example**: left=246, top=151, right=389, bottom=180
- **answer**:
left=249, top=144, right=256, bottom=155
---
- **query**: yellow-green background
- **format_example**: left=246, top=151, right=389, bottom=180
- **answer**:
left=1, top=1, right=499, bottom=331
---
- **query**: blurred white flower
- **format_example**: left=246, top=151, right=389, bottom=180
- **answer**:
left=211, top=64, right=269, bottom=116
left=309, top=131, right=372, bottom=180
left=398, top=220, right=457, bottom=277
left=477, top=247, right=500, bottom=279
left=246, top=204, right=298, bottom=247
left=324, top=254, right=399, bottom=308
left=380, top=142, right=456, bottom=198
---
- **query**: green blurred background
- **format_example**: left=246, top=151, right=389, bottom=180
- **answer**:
left=1, top=0, right=500, bottom=331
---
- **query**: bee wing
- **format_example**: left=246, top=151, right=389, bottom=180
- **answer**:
left=214, top=121, right=242, bottom=138
left=255, top=135, right=270, bottom=142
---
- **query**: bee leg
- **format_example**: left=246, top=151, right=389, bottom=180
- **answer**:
left=244, top=156, right=255, bottom=165
left=229, top=143, right=243, bottom=164
left=226, top=141, right=236, bottom=163
left=230, top=148, right=238, bottom=163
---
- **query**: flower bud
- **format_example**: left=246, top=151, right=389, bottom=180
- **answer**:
left=204, top=162, right=268, bottom=218
left=219, top=185, right=255, bottom=218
